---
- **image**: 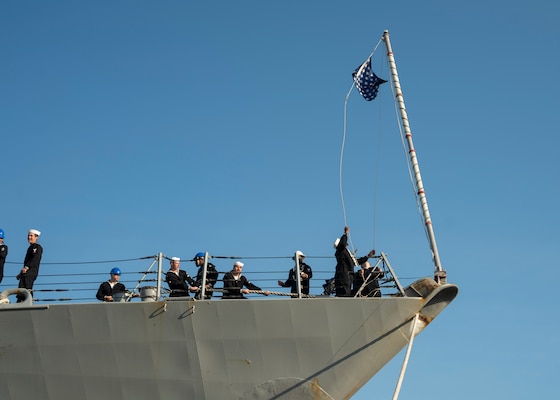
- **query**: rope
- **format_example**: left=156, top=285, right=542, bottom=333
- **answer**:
left=341, top=37, right=383, bottom=253
left=5, top=255, right=157, bottom=266
left=210, top=288, right=315, bottom=298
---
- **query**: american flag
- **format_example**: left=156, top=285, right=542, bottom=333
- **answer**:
left=352, top=57, right=387, bottom=101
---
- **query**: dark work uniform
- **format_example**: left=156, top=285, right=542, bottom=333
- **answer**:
left=96, top=281, right=126, bottom=301
left=0, top=242, right=7, bottom=284
left=334, top=234, right=368, bottom=297
left=17, top=242, right=43, bottom=301
left=222, top=272, right=262, bottom=299
left=352, top=266, right=384, bottom=297
left=195, top=262, right=219, bottom=300
left=279, top=262, right=313, bottom=295
left=166, top=269, right=197, bottom=297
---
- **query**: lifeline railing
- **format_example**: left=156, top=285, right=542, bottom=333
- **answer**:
left=1, top=251, right=411, bottom=304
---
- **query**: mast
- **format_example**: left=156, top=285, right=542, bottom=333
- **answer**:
left=382, top=30, right=447, bottom=284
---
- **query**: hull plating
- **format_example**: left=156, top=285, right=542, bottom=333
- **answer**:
left=0, top=287, right=456, bottom=400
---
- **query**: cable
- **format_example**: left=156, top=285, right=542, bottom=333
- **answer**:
left=341, top=37, right=383, bottom=253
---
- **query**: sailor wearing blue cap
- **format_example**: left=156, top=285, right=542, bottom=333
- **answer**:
left=193, top=252, right=219, bottom=300
left=96, top=267, right=126, bottom=302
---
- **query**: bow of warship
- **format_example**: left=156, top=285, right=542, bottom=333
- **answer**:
left=0, top=273, right=457, bottom=399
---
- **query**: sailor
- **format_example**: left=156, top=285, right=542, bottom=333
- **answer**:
left=352, top=259, right=383, bottom=297
left=277, top=250, right=313, bottom=296
left=193, top=252, right=219, bottom=300
left=0, top=228, right=7, bottom=284
left=96, top=267, right=127, bottom=302
left=165, top=257, right=199, bottom=297
left=17, top=229, right=43, bottom=302
left=222, top=261, right=270, bottom=299
left=334, top=226, right=375, bottom=297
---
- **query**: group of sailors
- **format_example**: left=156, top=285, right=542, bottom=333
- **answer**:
left=0, top=228, right=44, bottom=303
left=97, top=226, right=384, bottom=302
left=0, top=226, right=384, bottom=303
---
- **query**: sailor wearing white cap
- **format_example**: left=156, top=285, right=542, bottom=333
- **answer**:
left=222, top=261, right=270, bottom=299
left=17, top=228, right=43, bottom=302
left=166, top=256, right=199, bottom=298
left=334, top=226, right=376, bottom=297
left=278, top=250, right=313, bottom=296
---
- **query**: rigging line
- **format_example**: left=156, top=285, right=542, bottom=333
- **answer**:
left=374, top=86, right=385, bottom=250
left=342, top=85, right=359, bottom=254
left=6, top=256, right=157, bottom=266
left=341, top=83, right=354, bottom=229
left=371, top=55, right=387, bottom=251
left=340, top=37, right=384, bottom=253
left=211, top=255, right=292, bottom=260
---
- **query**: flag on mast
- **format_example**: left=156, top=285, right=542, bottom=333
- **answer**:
left=352, top=57, right=387, bottom=101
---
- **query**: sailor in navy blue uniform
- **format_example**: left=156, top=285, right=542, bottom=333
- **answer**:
left=193, top=252, right=219, bottom=300
left=96, top=267, right=127, bottom=301
left=17, top=229, right=43, bottom=302
left=352, top=260, right=383, bottom=297
left=277, top=250, right=313, bottom=296
left=222, top=261, right=269, bottom=299
left=334, top=226, right=375, bottom=297
left=0, top=228, right=7, bottom=284
left=166, top=257, right=199, bottom=297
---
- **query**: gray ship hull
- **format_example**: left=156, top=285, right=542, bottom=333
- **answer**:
left=0, top=281, right=457, bottom=399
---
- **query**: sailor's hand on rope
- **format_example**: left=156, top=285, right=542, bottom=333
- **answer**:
left=190, top=286, right=199, bottom=293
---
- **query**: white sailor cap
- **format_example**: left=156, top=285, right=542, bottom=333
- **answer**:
left=292, top=250, right=305, bottom=260
left=29, top=229, right=41, bottom=236
left=171, top=257, right=180, bottom=262
left=234, top=261, right=244, bottom=268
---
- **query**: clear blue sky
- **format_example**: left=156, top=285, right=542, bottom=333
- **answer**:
left=1, top=1, right=558, bottom=399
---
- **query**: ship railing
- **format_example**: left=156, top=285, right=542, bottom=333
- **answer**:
left=1, top=251, right=411, bottom=304
left=128, top=252, right=164, bottom=301
left=376, top=252, right=406, bottom=296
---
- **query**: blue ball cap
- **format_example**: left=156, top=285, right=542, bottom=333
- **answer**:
left=0, top=229, right=4, bottom=239
left=110, top=267, right=121, bottom=276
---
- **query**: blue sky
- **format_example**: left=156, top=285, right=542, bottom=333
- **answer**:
left=1, top=1, right=559, bottom=399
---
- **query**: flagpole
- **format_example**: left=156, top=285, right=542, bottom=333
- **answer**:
left=382, top=30, right=447, bottom=284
